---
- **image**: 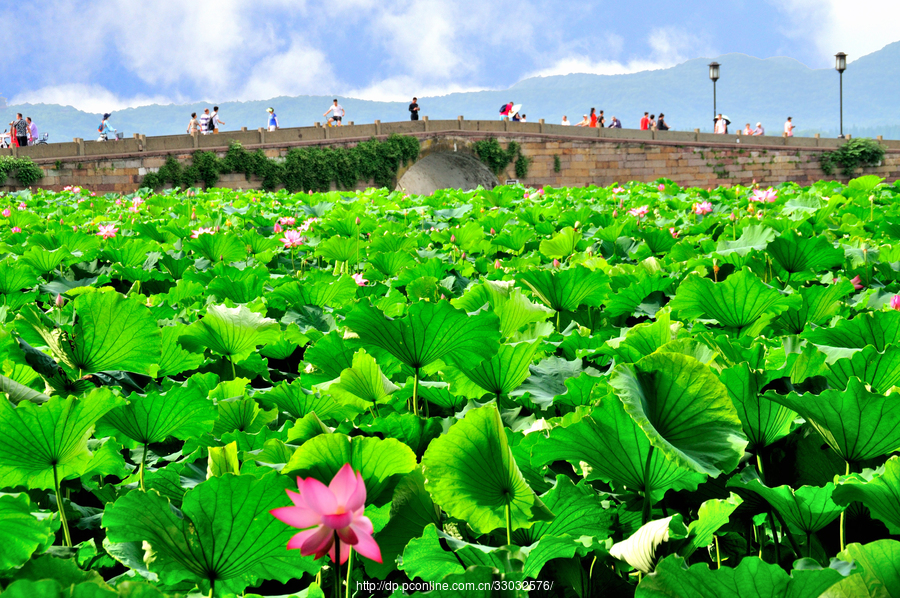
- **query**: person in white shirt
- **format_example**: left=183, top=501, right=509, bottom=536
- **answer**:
left=575, top=115, right=589, bottom=127
left=784, top=117, right=795, bottom=137
left=714, top=114, right=727, bottom=134
left=520, top=114, right=527, bottom=123
left=211, top=106, right=224, bottom=134
left=753, top=122, right=764, bottom=136
left=561, top=116, right=570, bottom=126
left=199, top=109, right=212, bottom=135
left=324, top=99, right=344, bottom=126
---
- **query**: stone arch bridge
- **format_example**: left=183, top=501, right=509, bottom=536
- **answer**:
left=4, top=119, right=900, bottom=194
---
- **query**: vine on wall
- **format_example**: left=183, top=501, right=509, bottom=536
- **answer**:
left=473, top=138, right=530, bottom=178
left=820, top=138, right=886, bottom=177
left=141, top=134, right=420, bottom=192
left=0, top=156, right=43, bottom=187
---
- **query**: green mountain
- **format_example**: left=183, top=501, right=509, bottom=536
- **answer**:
left=8, top=43, right=900, bottom=143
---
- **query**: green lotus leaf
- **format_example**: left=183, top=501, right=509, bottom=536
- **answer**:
left=452, top=281, right=553, bottom=338
left=156, top=325, right=206, bottom=377
left=668, top=268, right=798, bottom=330
left=803, top=310, right=900, bottom=351
left=714, top=224, right=776, bottom=257
left=213, top=397, right=277, bottom=435
left=605, top=274, right=674, bottom=318
left=319, top=349, right=398, bottom=406
left=96, top=383, right=216, bottom=445
left=637, top=554, right=843, bottom=598
left=422, top=404, right=553, bottom=535
left=1, top=373, right=50, bottom=405
left=767, top=233, right=844, bottom=277
left=775, top=281, right=854, bottom=334
left=824, top=345, right=900, bottom=393
left=518, top=265, right=608, bottom=313
left=539, top=226, right=581, bottom=260
left=610, top=352, right=748, bottom=477
left=344, top=300, right=500, bottom=371
left=185, top=231, right=248, bottom=263
left=103, top=472, right=320, bottom=596
left=0, top=493, right=55, bottom=570
left=180, top=304, right=281, bottom=362
left=0, top=389, right=122, bottom=489
left=257, top=379, right=364, bottom=422
left=316, top=235, right=364, bottom=264
left=456, top=341, right=539, bottom=398
left=20, top=246, right=72, bottom=274
left=720, top=363, right=795, bottom=452
left=269, top=274, right=359, bottom=309
left=283, top=433, right=417, bottom=506
left=833, top=457, right=900, bottom=534
left=819, top=540, right=900, bottom=598
left=765, top=377, right=900, bottom=463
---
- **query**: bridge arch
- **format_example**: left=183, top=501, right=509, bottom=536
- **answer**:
left=396, top=137, right=498, bottom=195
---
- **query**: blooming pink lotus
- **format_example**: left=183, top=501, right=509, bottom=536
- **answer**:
left=628, top=206, right=649, bottom=218
left=751, top=188, right=777, bottom=203
left=352, top=273, right=368, bottom=286
left=298, top=218, right=318, bottom=233
left=17, top=202, right=26, bottom=211
left=271, top=463, right=381, bottom=565
left=613, top=186, right=625, bottom=194
left=891, top=295, right=900, bottom=310
left=1, top=208, right=9, bottom=217
left=11, top=226, right=21, bottom=233
left=115, top=199, right=123, bottom=206
left=191, top=227, right=215, bottom=239
left=658, top=184, right=666, bottom=192
left=669, top=227, right=679, bottom=239
left=281, top=230, right=305, bottom=249
left=279, top=216, right=296, bottom=226
left=850, top=275, right=864, bottom=290
left=693, top=201, right=713, bottom=215
left=273, top=222, right=283, bottom=233
left=97, top=224, right=118, bottom=239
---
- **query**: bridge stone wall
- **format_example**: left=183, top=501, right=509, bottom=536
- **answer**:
left=2, top=119, right=899, bottom=193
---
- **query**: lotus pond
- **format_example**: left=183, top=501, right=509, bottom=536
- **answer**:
left=0, top=177, right=899, bottom=598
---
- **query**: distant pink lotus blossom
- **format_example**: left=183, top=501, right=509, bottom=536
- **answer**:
left=352, top=273, right=368, bottom=286
left=298, top=218, right=318, bottom=233
left=274, top=223, right=283, bottom=233
left=128, top=206, right=140, bottom=213
left=628, top=205, right=649, bottom=218
left=658, top=184, right=666, bottom=192
left=1, top=208, right=9, bottom=217
left=270, top=463, right=381, bottom=565
left=191, top=227, right=214, bottom=238
left=613, top=186, right=625, bottom=194
left=279, top=216, right=296, bottom=226
left=97, top=224, right=118, bottom=239
left=281, top=230, right=305, bottom=248
left=494, top=259, right=502, bottom=269
left=450, top=234, right=456, bottom=243
left=524, top=192, right=530, bottom=199
left=751, top=188, right=777, bottom=203
left=115, top=199, right=123, bottom=206
left=552, top=259, right=561, bottom=268
left=612, top=209, right=618, bottom=218
left=891, top=295, right=900, bottom=310
left=11, top=226, right=21, bottom=233
left=17, top=202, right=26, bottom=210
left=694, top=201, right=713, bottom=215
left=669, top=227, right=679, bottom=239
left=850, top=275, right=864, bottom=290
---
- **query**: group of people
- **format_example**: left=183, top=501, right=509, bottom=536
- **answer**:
left=561, top=108, right=623, bottom=129
left=186, top=107, right=226, bottom=135
left=715, top=114, right=796, bottom=137
left=639, top=112, right=670, bottom=131
left=499, top=101, right=527, bottom=122
left=1, top=113, right=39, bottom=147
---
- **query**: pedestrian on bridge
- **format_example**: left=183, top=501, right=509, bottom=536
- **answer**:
left=267, top=107, right=280, bottom=131
left=10, top=113, right=28, bottom=148
left=324, top=100, right=344, bottom=126
left=409, top=97, right=419, bottom=121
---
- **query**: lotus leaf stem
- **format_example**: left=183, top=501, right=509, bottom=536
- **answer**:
left=53, top=463, right=72, bottom=547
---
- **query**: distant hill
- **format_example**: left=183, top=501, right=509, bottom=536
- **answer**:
left=7, top=42, right=900, bottom=143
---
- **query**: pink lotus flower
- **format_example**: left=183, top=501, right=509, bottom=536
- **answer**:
left=751, top=188, right=777, bottom=203
left=612, top=209, right=618, bottom=218
left=273, top=222, right=283, bottom=233
left=613, top=186, right=625, bottom=194
left=298, top=218, right=318, bottom=233
left=279, top=216, right=296, bottom=226
left=281, top=230, right=305, bottom=249
left=450, top=234, right=456, bottom=243
left=669, top=227, right=679, bottom=239
left=115, top=199, right=123, bottom=206
left=494, top=259, right=502, bottom=269
left=270, top=463, right=381, bottom=565
left=17, top=202, right=26, bottom=210
left=352, top=273, right=368, bottom=286
left=55, top=294, right=66, bottom=308
left=11, top=226, right=21, bottom=233
left=850, top=275, right=864, bottom=290
left=1, top=208, right=9, bottom=217
left=552, top=259, right=561, bottom=268
left=628, top=206, right=649, bottom=218
left=524, top=192, right=530, bottom=199
left=490, top=227, right=496, bottom=235
left=891, top=295, right=900, bottom=311
left=191, top=227, right=214, bottom=238
left=658, top=184, right=666, bottom=192
left=693, top=201, right=713, bottom=215
left=97, top=224, right=118, bottom=239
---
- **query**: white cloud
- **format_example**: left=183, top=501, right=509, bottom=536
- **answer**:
left=344, top=76, right=484, bottom=103
left=239, top=38, right=338, bottom=100
left=10, top=84, right=175, bottom=113
left=773, top=0, right=900, bottom=63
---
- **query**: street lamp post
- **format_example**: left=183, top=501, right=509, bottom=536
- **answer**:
left=708, top=62, right=720, bottom=127
left=835, top=52, right=847, bottom=138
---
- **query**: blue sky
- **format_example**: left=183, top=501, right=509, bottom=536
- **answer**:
left=3, top=0, right=898, bottom=113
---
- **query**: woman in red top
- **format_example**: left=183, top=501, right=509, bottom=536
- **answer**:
left=589, top=108, right=597, bottom=128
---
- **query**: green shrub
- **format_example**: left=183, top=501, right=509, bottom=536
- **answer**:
left=553, top=155, right=561, bottom=173
left=820, top=138, right=886, bottom=177
left=473, top=138, right=530, bottom=178
left=0, top=156, right=43, bottom=187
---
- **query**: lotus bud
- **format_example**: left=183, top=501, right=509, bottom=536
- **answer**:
left=586, top=247, right=593, bottom=256
left=552, top=259, right=561, bottom=268
left=494, top=259, right=502, bottom=269
left=574, top=221, right=581, bottom=230
left=490, top=227, right=496, bottom=235
left=450, top=234, right=456, bottom=243
left=274, top=223, right=282, bottom=233
left=55, top=294, right=65, bottom=308
left=441, top=294, right=447, bottom=300
left=730, top=213, right=736, bottom=221
left=461, top=252, right=467, bottom=260
left=355, top=216, right=361, bottom=225
left=612, top=209, right=618, bottom=218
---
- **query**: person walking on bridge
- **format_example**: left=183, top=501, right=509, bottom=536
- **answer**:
left=409, top=97, right=419, bottom=121
left=212, top=106, right=224, bottom=133
left=267, top=107, right=280, bottom=131
left=26, top=117, right=38, bottom=145
left=10, top=114, right=27, bottom=148
left=324, top=100, right=343, bottom=126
